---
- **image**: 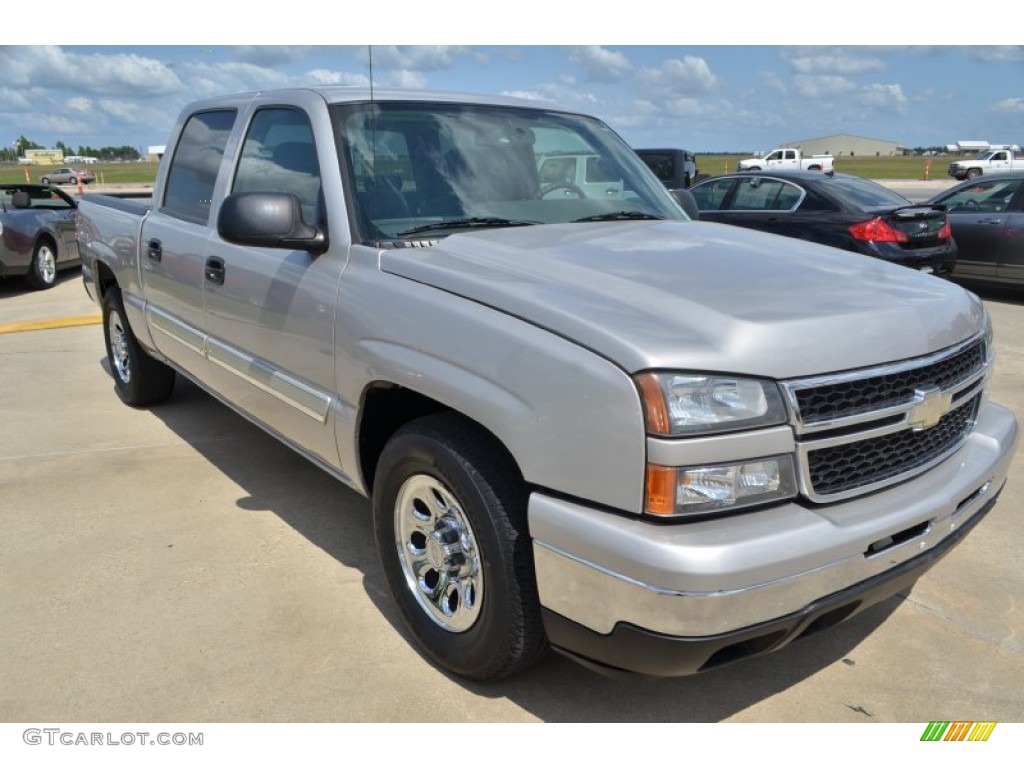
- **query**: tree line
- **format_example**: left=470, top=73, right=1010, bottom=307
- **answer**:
left=1, top=135, right=141, bottom=162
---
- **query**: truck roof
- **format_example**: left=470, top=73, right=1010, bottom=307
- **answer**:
left=177, top=86, right=562, bottom=114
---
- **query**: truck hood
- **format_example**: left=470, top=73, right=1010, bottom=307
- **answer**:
left=380, top=221, right=984, bottom=378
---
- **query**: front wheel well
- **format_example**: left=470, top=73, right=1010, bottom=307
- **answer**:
left=357, top=385, right=522, bottom=496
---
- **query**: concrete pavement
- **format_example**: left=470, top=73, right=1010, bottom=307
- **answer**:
left=0, top=275, right=1021, bottom=723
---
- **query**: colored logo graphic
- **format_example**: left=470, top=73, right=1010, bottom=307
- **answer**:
left=921, top=722, right=997, bottom=741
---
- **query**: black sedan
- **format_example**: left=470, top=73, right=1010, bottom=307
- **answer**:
left=0, top=184, right=80, bottom=290
left=689, top=171, right=956, bottom=275
left=926, top=172, right=1024, bottom=289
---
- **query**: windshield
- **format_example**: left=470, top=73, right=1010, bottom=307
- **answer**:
left=330, top=101, right=685, bottom=244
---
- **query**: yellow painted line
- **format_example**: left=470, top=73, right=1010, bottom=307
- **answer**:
left=0, top=314, right=102, bottom=334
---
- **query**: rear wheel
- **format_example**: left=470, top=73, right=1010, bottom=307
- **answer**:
left=372, top=413, right=546, bottom=680
left=25, top=240, right=57, bottom=290
left=102, top=286, right=175, bottom=406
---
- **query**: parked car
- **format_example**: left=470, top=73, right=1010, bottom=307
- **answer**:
left=536, top=151, right=624, bottom=199
left=689, top=171, right=956, bottom=275
left=0, top=184, right=80, bottom=289
left=635, top=148, right=699, bottom=189
left=928, top=172, right=1024, bottom=288
left=38, top=167, right=96, bottom=186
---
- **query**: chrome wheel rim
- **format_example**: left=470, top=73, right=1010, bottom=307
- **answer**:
left=394, top=474, right=483, bottom=633
left=108, top=310, right=131, bottom=384
left=37, top=245, right=56, bottom=284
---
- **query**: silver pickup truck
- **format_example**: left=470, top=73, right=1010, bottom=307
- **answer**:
left=77, top=87, right=1018, bottom=680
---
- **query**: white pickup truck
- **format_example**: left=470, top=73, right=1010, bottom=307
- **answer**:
left=76, top=87, right=1017, bottom=680
left=738, top=147, right=834, bottom=172
left=948, top=149, right=1024, bottom=180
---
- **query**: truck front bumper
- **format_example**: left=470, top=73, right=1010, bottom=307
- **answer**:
left=529, top=401, right=1018, bottom=677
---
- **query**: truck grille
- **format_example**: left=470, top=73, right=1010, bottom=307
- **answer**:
left=783, top=336, right=988, bottom=502
left=807, top=394, right=981, bottom=497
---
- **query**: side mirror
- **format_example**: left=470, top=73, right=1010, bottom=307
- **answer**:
left=672, top=188, right=700, bottom=220
left=218, top=192, right=327, bottom=254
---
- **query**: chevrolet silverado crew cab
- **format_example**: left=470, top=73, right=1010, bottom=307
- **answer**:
left=77, top=87, right=1018, bottom=680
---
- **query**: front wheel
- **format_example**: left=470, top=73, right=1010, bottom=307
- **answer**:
left=372, top=414, right=546, bottom=680
left=40, top=177, right=50, bottom=185
left=966, top=168, right=982, bottom=180
left=102, top=287, right=176, bottom=406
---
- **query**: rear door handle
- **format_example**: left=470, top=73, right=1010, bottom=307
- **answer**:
left=205, top=257, right=225, bottom=285
left=146, top=239, right=162, bottom=262
left=979, top=218, right=1003, bottom=225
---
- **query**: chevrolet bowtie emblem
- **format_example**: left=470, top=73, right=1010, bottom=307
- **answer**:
left=908, top=386, right=953, bottom=431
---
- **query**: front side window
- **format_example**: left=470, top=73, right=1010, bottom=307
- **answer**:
left=691, top=178, right=735, bottom=211
left=729, top=178, right=802, bottom=211
left=233, top=108, right=322, bottom=225
left=162, top=110, right=237, bottom=224
left=940, top=179, right=1023, bottom=213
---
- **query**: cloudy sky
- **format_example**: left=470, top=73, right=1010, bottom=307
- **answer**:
left=3, top=10, right=1022, bottom=154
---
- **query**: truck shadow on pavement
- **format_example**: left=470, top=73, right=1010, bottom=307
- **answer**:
left=145, top=375, right=902, bottom=723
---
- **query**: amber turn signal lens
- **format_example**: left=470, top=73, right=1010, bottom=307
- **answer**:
left=635, top=372, right=670, bottom=435
left=645, top=464, right=676, bottom=516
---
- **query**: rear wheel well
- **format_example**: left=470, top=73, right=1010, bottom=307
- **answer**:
left=357, top=385, right=521, bottom=496
left=95, top=261, right=117, bottom=299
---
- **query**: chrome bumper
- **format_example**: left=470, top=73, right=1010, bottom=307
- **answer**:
left=530, top=401, right=1018, bottom=639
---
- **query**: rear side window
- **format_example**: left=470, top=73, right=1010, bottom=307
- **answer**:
left=233, top=108, right=323, bottom=225
left=162, top=110, right=237, bottom=224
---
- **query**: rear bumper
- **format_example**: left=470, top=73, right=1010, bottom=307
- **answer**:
left=530, top=401, right=1017, bottom=676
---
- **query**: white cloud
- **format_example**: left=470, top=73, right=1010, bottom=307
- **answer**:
left=638, top=56, right=718, bottom=96
left=968, top=46, right=1024, bottom=63
left=859, top=83, right=908, bottom=112
left=501, top=90, right=545, bottom=102
left=228, top=46, right=314, bottom=65
left=362, top=46, right=468, bottom=71
left=303, top=69, right=370, bottom=87
left=1, top=46, right=183, bottom=96
left=792, top=74, right=857, bottom=98
left=565, top=46, right=632, bottom=82
left=67, top=97, right=93, bottom=112
left=383, top=70, right=428, bottom=89
left=991, top=97, right=1024, bottom=113
left=787, top=54, right=885, bottom=75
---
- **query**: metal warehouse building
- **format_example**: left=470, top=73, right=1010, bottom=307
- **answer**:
left=780, top=134, right=908, bottom=157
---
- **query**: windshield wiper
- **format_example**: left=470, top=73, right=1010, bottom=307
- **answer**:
left=571, top=211, right=665, bottom=223
left=397, top=217, right=540, bottom=236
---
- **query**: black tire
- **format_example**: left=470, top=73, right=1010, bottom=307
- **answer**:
left=372, top=413, right=545, bottom=680
left=25, top=239, right=58, bottom=290
left=40, top=177, right=50, bottom=185
left=747, top=165, right=761, bottom=171
left=966, top=168, right=982, bottom=180
left=68, top=177, right=78, bottom=185
left=102, top=286, right=175, bottom=406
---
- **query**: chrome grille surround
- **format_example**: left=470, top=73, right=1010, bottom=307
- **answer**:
left=782, top=334, right=990, bottom=503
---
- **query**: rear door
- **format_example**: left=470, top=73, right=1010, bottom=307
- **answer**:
left=201, top=96, right=345, bottom=471
left=141, top=109, right=237, bottom=381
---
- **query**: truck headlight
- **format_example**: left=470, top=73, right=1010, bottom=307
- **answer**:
left=646, top=455, right=798, bottom=516
left=635, top=372, right=787, bottom=436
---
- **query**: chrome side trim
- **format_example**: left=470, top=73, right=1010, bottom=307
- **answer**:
left=145, top=306, right=331, bottom=424
left=147, top=305, right=206, bottom=355
left=206, top=338, right=331, bottom=424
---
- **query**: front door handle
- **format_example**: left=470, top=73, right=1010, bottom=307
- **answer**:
left=205, top=257, right=225, bottom=285
left=146, top=239, right=162, bottom=262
